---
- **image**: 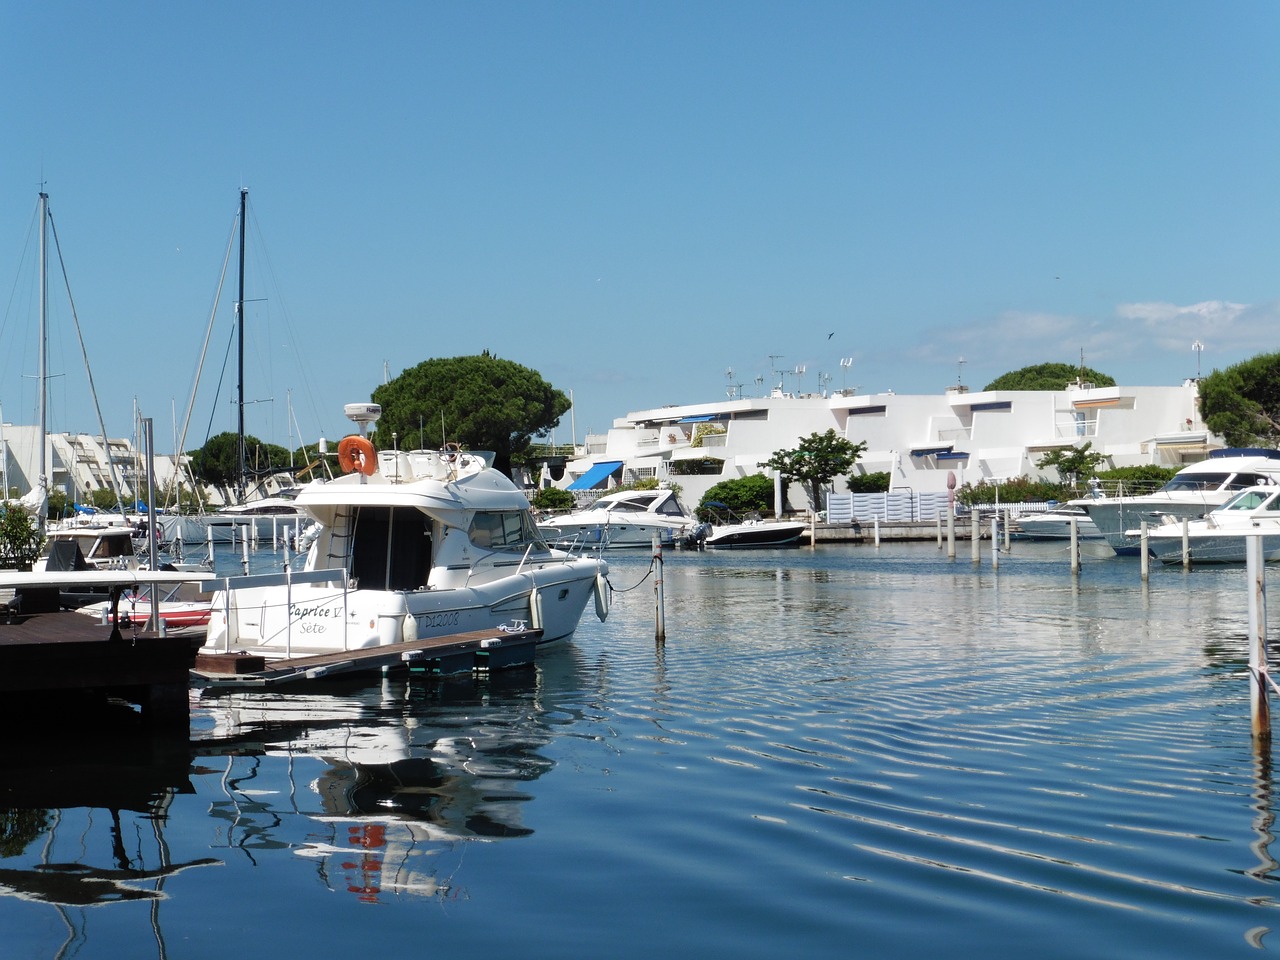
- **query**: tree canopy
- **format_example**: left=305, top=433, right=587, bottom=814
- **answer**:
left=1035, top=441, right=1106, bottom=487
left=983, top=362, right=1115, bottom=392
left=762, top=428, right=866, bottom=510
left=370, top=353, right=571, bottom=476
left=188, top=432, right=293, bottom=487
left=1198, top=352, right=1280, bottom=448
left=696, top=474, right=776, bottom=520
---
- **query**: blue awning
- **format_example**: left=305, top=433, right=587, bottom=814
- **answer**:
left=909, top=445, right=953, bottom=457
left=567, top=460, right=623, bottom=491
left=678, top=415, right=718, bottom=423
left=936, top=451, right=970, bottom=460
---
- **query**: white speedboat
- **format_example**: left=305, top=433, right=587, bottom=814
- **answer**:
left=1010, top=504, right=1101, bottom=540
left=687, top=502, right=808, bottom=548
left=538, top=487, right=698, bottom=548
left=1141, top=484, right=1280, bottom=564
left=201, top=406, right=608, bottom=661
left=1075, top=449, right=1280, bottom=555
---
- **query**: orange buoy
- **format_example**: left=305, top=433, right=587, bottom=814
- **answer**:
left=337, top=435, right=377, bottom=475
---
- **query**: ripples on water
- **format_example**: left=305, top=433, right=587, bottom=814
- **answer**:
left=2, top=542, right=1279, bottom=959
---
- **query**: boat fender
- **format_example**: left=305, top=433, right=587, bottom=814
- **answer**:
left=529, top=586, right=543, bottom=631
left=402, top=612, right=418, bottom=644
left=337, top=435, right=377, bottom=476
left=594, top=572, right=610, bottom=622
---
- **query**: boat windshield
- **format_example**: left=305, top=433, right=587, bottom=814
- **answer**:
left=1221, top=489, right=1280, bottom=512
left=1160, top=472, right=1238, bottom=493
left=469, top=510, right=547, bottom=550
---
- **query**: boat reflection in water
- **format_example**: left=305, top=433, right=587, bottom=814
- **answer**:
left=191, top=656, right=580, bottom=903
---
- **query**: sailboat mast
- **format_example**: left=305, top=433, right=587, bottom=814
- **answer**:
left=237, top=187, right=247, bottom=502
left=37, top=192, right=48, bottom=533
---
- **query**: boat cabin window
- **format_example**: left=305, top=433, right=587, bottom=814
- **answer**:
left=89, top=536, right=134, bottom=560
left=1161, top=472, right=1234, bottom=493
left=1224, top=473, right=1276, bottom=490
left=608, top=495, right=654, bottom=514
left=656, top=497, right=685, bottom=517
left=1224, top=490, right=1280, bottom=511
left=349, top=506, right=432, bottom=591
left=469, top=510, right=544, bottom=550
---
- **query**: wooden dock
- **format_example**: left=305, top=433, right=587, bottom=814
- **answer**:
left=192, top=626, right=544, bottom=688
left=0, top=610, right=202, bottom=728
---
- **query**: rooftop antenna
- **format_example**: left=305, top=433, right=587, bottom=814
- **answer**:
left=840, top=357, right=852, bottom=393
left=794, top=364, right=806, bottom=395
left=957, top=356, right=966, bottom=386
left=1192, top=340, right=1204, bottom=380
left=725, top=367, right=736, bottom=399
left=769, top=354, right=784, bottom=391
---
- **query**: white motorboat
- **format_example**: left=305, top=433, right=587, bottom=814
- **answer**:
left=686, top=502, right=808, bottom=549
left=1075, top=449, right=1280, bottom=555
left=538, top=487, right=698, bottom=548
left=1141, top=484, right=1280, bottom=564
left=1010, top=504, right=1101, bottom=540
left=200, top=404, right=609, bottom=660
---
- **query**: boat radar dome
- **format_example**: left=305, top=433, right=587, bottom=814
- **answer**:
left=345, top=403, right=382, bottom=426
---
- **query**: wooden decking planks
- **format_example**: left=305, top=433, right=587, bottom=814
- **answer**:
left=192, top=627, right=544, bottom=687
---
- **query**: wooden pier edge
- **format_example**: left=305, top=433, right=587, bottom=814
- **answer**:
left=191, top=627, right=545, bottom=688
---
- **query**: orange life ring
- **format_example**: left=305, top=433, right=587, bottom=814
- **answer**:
left=337, top=435, right=377, bottom=475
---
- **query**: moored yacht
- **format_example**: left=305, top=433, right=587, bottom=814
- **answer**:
left=538, top=487, right=698, bottom=548
left=1142, top=484, right=1280, bottom=565
left=1075, top=449, right=1280, bottom=555
left=200, top=404, right=609, bottom=660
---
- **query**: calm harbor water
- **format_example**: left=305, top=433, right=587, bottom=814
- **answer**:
left=3, top=540, right=1280, bottom=959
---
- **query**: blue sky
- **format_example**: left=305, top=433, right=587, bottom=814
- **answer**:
left=3, top=1, right=1277, bottom=452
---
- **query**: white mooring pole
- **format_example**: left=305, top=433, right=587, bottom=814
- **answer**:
left=653, top=534, right=666, bottom=643
left=1247, top=535, right=1270, bottom=742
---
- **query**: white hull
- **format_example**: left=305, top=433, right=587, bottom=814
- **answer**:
left=203, top=560, right=603, bottom=658
left=702, top=520, right=807, bottom=549
left=1010, top=509, right=1100, bottom=540
left=200, top=437, right=608, bottom=663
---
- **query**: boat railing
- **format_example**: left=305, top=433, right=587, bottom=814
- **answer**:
left=202, top=567, right=350, bottom=659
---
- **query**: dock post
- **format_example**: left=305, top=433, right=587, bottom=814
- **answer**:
left=1140, top=521, right=1150, bottom=582
left=1182, top=518, right=1191, bottom=570
left=241, top=533, right=249, bottom=575
left=1069, top=516, right=1080, bottom=576
left=207, top=525, right=215, bottom=566
left=936, top=515, right=942, bottom=549
left=1003, top=510, right=1011, bottom=552
left=874, top=516, right=880, bottom=547
left=971, top=511, right=980, bottom=564
left=1247, top=535, right=1270, bottom=741
left=652, top=534, right=666, bottom=643
left=991, top=515, right=999, bottom=570
left=947, top=509, right=955, bottom=559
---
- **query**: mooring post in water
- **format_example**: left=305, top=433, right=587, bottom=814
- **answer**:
left=653, top=534, right=666, bottom=643
left=947, top=509, right=955, bottom=558
left=1004, top=510, right=1012, bottom=552
left=1069, top=515, right=1080, bottom=576
left=874, top=516, right=880, bottom=547
left=991, top=515, right=999, bottom=570
left=1247, top=535, right=1270, bottom=741
left=207, top=524, right=215, bottom=566
left=971, top=511, right=980, bottom=564
left=936, top=515, right=942, bottom=548
left=1140, top=520, right=1150, bottom=582
left=241, top=531, right=250, bottom=575
left=1181, top=517, right=1191, bottom=570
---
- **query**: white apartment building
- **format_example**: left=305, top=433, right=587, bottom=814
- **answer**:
left=554, top=380, right=1213, bottom=512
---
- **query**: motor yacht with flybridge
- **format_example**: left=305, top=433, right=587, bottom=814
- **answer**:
left=201, top=403, right=609, bottom=660
left=1074, top=448, right=1280, bottom=555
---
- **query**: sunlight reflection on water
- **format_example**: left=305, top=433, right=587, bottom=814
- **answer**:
left=0, top=542, right=1278, bottom=959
